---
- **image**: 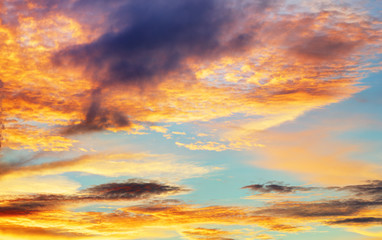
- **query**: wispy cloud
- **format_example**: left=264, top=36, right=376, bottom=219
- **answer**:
left=242, top=182, right=317, bottom=194
left=0, top=152, right=214, bottom=181
left=0, top=179, right=187, bottom=212
left=251, top=120, right=382, bottom=185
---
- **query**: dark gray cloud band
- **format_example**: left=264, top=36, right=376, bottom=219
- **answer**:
left=242, top=182, right=316, bottom=194
left=244, top=180, right=382, bottom=223
left=0, top=179, right=187, bottom=216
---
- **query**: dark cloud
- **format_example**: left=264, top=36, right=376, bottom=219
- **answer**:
left=0, top=225, right=91, bottom=238
left=327, top=217, right=382, bottom=225
left=0, top=180, right=187, bottom=214
left=242, top=182, right=316, bottom=194
left=53, top=0, right=253, bottom=87
left=0, top=152, right=45, bottom=178
left=0, top=161, right=25, bottom=177
left=83, top=179, right=185, bottom=200
left=246, top=180, right=382, bottom=223
left=53, top=0, right=277, bottom=134
left=0, top=0, right=67, bottom=27
left=0, top=200, right=53, bottom=216
left=256, top=199, right=382, bottom=218
left=243, top=180, right=382, bottom=199
left=290, top=34, right=363, bottom=61
left=3, top=0, right=377, bottom=139
left=332, top=180, right=382, bottom=201
left=61, top=89, right=131, bottom=135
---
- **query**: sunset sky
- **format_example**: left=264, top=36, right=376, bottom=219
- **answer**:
left=0, top=0, right=382, bottom=239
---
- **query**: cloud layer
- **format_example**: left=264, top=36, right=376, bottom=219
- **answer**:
left=0, top=0, right=380, bottom=150
left=1, top=180, right=382, bottom=239
left=1, top=0, right=381, bottom=239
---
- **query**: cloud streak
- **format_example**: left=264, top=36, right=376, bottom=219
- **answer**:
left=242, top=182, right=316, bottom=194
left=245, top=180, right=382, bottom=229
left=252, top=121, right=382, bottom=185
left=0, top=179, right=187, bottom=214
left=0, top=152, right=214, bottom=182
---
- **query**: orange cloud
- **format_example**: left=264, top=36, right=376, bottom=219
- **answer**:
left=255, top=233, right=274, bottom=240
left=0, top=152, right=214, bottom=181
left=1, top=179, right=382, bottom=239
left=150, top=126, right=168, bottom=133
left=0, top=176, right=80, bottom=196
left=182, top=227, right=233, bottom=240
left=176, top=141, right=231, bottom=152
left=1, top=2, right=380, bottom=151
left=1, top=1, right=381, bottom=240
left=251, top=122, right=382, bottom=185
left=3, top=124, right=76, bottom=151
left=0, top=199, right=306, bottom=240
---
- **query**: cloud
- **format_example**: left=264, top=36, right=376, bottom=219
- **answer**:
left=245, top=180, right=382, bottom=231
left=327, top=217, right=382, bottom=226
left=49, top=0, right=378, bottom=138
left=52, top=0, right=270, bottom=134
left=61, top=88, right=131, bottom=135
left=255, top=233, right=274, bottom=240
left=289, top=34, right=363, bottom=61
left=53, top=0, right=261, bottom=87
left=242, top=180, right=382, bottom=203
left=150, top=125, right=168, bottom=133
left=176, top=141, right=232, bottom=152
left=0, top=179, right=187, bottom=214
left=0, top=152, right=40, bottom=176
left=1, top=1, right=382, bottom=239
left=242, top=182, right=316, bottom=194
left=4, top=180, right=382, bottom=239
left=3, top=123, right=77, bottom=151
left=0, top=198, right=305, bottom=239
left=0, top=176, right=80, bottom=196
left=251, top=121, right=382, bottom=185
left=333, top=180, right=382, bottom=201
left=0, top=152, right=214, bottom=181
left=0, top=225, right=91, bottom=239
left=182, top=227, right=233, bottom=240
left=81, top=179, right=186, bottom=200
left=256, top=199, right=382, bottom=218
left=122, top=202, right=305, bottom=233
left=0, top=0, right=380, bottom=147
left=0, top=201, right=50, bottom=217
left=239, top=179, right=382, bottom=235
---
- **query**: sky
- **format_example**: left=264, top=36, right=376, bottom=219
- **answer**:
left=0, top=0, right=382, bottom=239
